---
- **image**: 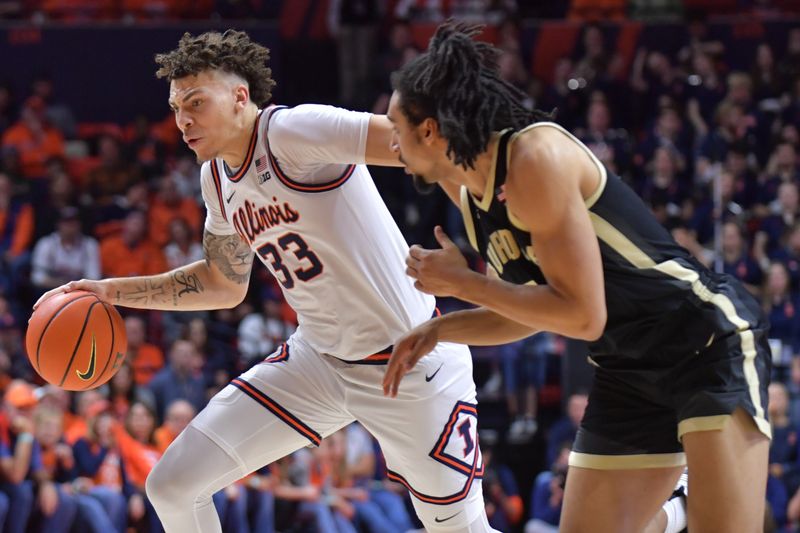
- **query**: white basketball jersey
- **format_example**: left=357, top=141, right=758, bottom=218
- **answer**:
left=200, top=104, right=434, bottom=360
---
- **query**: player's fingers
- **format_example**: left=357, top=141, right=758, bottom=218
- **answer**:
left=32, top=286, right=66, bottom=311
left=384, top=343, right=407, bottom=395
left=408, top=245, right=427, bottom=260
left=434, top=226, right=456, bottom=249
left=413, top=281, right=430, bottom=293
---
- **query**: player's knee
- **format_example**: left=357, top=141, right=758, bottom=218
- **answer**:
left=146, top=453, right=195, bottom=511
left=413, top=482, right=497, bottom=533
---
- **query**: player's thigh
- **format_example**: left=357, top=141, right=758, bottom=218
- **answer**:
left=562, top=358, right=686, bottom=533
left=672, top=324, right=771, bottom=532
left=681, top=407, right=769, bottom=533
left=344, top=342, right=484, bottom=528
left=191, top=339, right=353, bottom=472
left=560, top=466, right=683, bottom=533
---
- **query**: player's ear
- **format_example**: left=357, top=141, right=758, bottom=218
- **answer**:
left=421, top=117, right=439, bottom=146
left=233, top=84, right=250, bottom=110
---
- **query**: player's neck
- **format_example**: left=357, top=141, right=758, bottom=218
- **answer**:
left=219, top=105, right=260, bottom=169
left=459, top=135, right=500, bottom=200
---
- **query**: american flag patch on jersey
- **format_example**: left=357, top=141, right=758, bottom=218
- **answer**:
left=255, top=155, right=267, bottom=174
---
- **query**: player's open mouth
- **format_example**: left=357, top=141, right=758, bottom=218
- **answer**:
left=186, top=138, right=201, bottom=148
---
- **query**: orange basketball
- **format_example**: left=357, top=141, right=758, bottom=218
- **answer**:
left=25, top=290, right=127, bottom=391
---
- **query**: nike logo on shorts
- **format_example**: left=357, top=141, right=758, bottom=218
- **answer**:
left=434, top=511, right=461, bottom=523
left=425, top=363, right=443, bottom=382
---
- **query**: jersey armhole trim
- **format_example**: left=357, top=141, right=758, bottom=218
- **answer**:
left=265, top=106, right=357, bottom=193
left=511, top=122, right=608, bottom=209
left=459, top=187, right=479, bottom=251
left=209, top=162, right=228, bottom=222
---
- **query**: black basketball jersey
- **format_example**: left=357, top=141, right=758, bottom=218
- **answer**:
left=460, top=123, right=762, bottom=358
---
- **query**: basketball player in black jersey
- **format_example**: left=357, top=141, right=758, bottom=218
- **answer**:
left=382, top=21, right=770, bottom=533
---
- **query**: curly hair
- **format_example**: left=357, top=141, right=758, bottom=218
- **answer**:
left=155, top=30, right=275, bottom=107
left=391, top=21, right=551, bottom=170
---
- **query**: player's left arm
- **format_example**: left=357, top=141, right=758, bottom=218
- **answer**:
left=365, top=115, right=403, bottom=167
left=409, top=130, right=607, bottom=340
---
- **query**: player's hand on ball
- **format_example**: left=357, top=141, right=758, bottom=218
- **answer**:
left=406, top=226, right=472, bottom=297
left=33, top=279, right=111, bottom=311
left=383, top=321, right=439, bottom=398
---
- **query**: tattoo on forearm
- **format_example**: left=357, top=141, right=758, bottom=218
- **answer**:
left=115, top=280, right=168, bottom=306
left=203, top=231, right=254, bottom=284
left=173, top=271, right=204, bottom=298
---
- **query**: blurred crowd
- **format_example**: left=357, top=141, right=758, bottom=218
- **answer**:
left=1, top=0, right=800, bottom=532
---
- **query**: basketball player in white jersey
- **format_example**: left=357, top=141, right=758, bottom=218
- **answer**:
left=34, top=30, right=499, bottom=533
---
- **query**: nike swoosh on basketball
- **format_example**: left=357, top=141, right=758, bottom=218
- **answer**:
left=425, top=363, right=443, bottom=382
left=226, top=190, right=236, bottom=203
left=434, top=511, right=461, bottom=523
left=77, top=335, right=97, bottom=381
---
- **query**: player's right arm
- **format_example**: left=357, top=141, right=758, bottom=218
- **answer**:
left=383, top=307, right=536, bottom=397
left=34, top=162, right=254, bottom=312
left=33, top=229, right=254, bottom=312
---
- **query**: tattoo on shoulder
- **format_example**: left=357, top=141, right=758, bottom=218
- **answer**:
left=203, top=231, right=254, bottom=284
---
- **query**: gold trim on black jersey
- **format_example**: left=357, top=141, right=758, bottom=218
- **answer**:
left=590, top=211, right=769, bottom=438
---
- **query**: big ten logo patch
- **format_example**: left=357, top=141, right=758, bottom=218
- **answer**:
left=429, top=402, right=483, bottom=478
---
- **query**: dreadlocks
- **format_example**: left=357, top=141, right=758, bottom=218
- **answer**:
left=391, top=20, right=551, bottom=170
left=155, top=30, right=276, bottom=108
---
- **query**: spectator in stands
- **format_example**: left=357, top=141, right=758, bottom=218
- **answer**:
left=572, top=24, right=624, bottom=91
left=762, top=261, right=800, bottom=363
left=752, top=43, right=783, bottom=104
left=83, top=134, right=141, bottom=207
left=185, top=317, right=232, bottom=393
left=34, top=406, right=122, bottom=533
left=164, top=216, right=203, bottom=270
left=767, top=383, right=799, bottom=495
left=72, top=400, right=150, bottom=532
left=0, top=172, right=33, bottom=297
left=633, top=106, right=690, bottom=184
left=122, top=401, right=161, bottom=497
left=525, top=442, right=569, bottom=533
left=126, top=114, right=166, bottom=180
left=576, top=96, right=631, bottom=176
left=480, top=436, right=523, bottom=532
left=778, top=28, right=800, bottom=91
left=153, top=399, right=195, bottom=454
left=0, top=380, right=77, bottom=533
left=759, top=182, right=800, bottom=254
left=545, top=391, right=587, bottom=467
left=329, top=0, right=381, bottom=110
left=30, top=206, right=100, bottom=297
left=721, top=221, right=764, bottom=296
left=539, top=57, right=581, bottom=131
left=343, top=422, right=413, bottom=532
left=761, top=143, right=800, bottom=206
left=0, top=82, right=14, bottom=137
left=0, top=96, right=65, bottom=179
left=99, top=209, right=167, bottom=278
left=147, top=174, right=201, bottom=248
left=107, top=360, right=156, bottom=420
left=641, top=147, right=686, bottom=221
left=630, top=51, right=686, bottom=128
left=686, top=52, right=726, bottom=137
left=147, top=339, right=206, bottom=421
left=30, top=75, right=77, bottom=140
left=124, top=315, right=164, bottom=387
left=504, top=334, right=554, bottom=443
